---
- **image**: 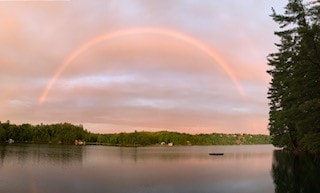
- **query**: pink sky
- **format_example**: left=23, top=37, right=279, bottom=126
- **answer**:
left=0, top=0, right=286, bottom=134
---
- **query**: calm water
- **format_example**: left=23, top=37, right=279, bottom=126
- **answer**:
left=0, top=144, right=318, bottom=193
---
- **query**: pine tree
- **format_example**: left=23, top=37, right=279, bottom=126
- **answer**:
left=268, top=0, right=320, bottom=152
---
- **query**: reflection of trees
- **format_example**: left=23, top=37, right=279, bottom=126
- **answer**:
left=31, top=145, right=84, bottom=166
left=0, top=145, right=7, bottom=167
left=272, top=150, right=320, bottom=193
left=0, top=144, right=84, bottom=167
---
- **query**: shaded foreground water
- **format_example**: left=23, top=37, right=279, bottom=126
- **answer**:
left=0, top=144, right=319, bottom=193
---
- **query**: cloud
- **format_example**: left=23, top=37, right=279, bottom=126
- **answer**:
left=0, top=0, right=284, bottom=134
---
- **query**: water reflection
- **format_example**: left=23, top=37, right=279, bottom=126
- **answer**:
left=0, top=145, right=275, bottom=193
left=0, top=144, right=84, bottom=167
left=89, top=145, right=274, bottom=163
left=272, top=150, right=320, bottom=193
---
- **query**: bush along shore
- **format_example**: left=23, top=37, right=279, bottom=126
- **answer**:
left=0, top=121, right=271, bottom=146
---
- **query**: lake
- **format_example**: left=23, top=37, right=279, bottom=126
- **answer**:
left=0, top=144, right=318, bottom=193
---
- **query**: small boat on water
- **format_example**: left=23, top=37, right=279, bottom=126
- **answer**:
left=209, top=153, right=224, bottom=156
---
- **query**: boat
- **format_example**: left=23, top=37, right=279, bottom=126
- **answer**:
left=209, top=153, right=224, bottom=156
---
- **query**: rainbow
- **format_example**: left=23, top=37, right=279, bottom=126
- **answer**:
left=39, top=27, right=245, bottom=104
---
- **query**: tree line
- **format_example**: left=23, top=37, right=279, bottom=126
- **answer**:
left=93, top=131, right=270, bottom=146
left=268, top=0, right=320, bottom=153
left=0, top=121, right=270, bottom=146
left=0, top=120, right=89, bottom=144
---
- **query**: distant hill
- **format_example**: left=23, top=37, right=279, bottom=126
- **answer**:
left=0, top=121, right=270, bottom=146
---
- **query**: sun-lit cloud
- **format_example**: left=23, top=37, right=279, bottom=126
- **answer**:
left=38, top=28, right=246, bottom=104
left=0, top=0, right=287, bottom=134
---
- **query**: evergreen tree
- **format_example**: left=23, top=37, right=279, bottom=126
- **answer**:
left=268, top=0, right=320, bottom=152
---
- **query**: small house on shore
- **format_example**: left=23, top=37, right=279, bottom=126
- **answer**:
left=74, top=140, right=85, bottom=145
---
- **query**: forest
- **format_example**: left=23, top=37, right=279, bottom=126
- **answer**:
left=267, top=0, right=320, bottom=153
left=0, top=121, right=270, bottom=146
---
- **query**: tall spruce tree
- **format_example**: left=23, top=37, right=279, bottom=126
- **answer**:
left=268, top=0, right=320, bottom=152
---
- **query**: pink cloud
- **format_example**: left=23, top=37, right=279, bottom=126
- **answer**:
left=0, top=0, right=282, bottom=134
